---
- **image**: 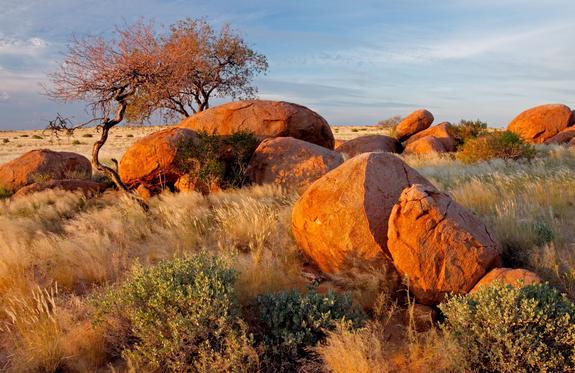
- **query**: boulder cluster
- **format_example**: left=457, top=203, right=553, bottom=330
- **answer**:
left=0, top=100, right=550, bottom=306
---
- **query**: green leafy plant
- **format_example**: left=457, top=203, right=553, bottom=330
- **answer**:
left=0, top=187, right=13, bottom=199
left=253, top=288, right=365, bottom=372
left=457, top=131, right=535, bottom=164
left=93, top=254, right=258, bottom=372
left=32, top=135, right=43, bottom=139
left=72, top=140, right=82, bottom=145
left=450, top=119, right=489, bottom=148
left=176, top=131, right=259, bottom=190
left=440, top=282, right=575, bottom=373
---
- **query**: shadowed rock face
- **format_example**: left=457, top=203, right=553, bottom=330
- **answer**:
left=470, top=268, right=542, bottom=293
left=119, top=127, right=199, bottom=191
left=507, top=104, right=572, bottom=144
left=387, top=184, right=501, bottom=305
left=247, top=137, right=343, bottom=194
left=291, top=152, right=435, bottom=273
left=394, top=109, right=434, bottom=142
left=0, top=149, right=91, bottom=192
left=544, top=127, right=575, bottom=145
left=335, top=135, right=401, bottom=158
left=405, top=122, right=456, bottom=152
left=12, top=179, right=107, bottom=198
left=178, top=100, right=335, bottom=149
left=404, top=136, right=447, bottom=155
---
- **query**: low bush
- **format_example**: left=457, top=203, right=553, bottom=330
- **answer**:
left=457, top=131, right=535, bottom=163
left=0, top=187, right=13, bottom=199
left=72, top=140, right=82, bottom=145
left=93, top=254, right=258, bottom=372
left=32, top=134, right=43, bottom=139
left=176, top=131, right=260, bottom=190
left=81, top=133, right=93, bottom=138
left=450, top=119, right=489, bottom=148
left=253, top=288, right=365, bottom=372
left=440, top=282, right=575, bottom=373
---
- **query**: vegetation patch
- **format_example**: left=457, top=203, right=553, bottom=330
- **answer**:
left=457, top=130, right=535, bottom=163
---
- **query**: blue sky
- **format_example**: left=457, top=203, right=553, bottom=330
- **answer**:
left=0, top=0, right=573, bottom=129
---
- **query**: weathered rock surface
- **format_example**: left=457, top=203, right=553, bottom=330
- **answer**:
left=403, top=136, right=447, bottom=155
left=507, top=104, right=572, bottom=144
left=394, top=109, right=434, bottom=142
left=247, top=137, right=343, bottom=194
left=334, top=139, right=346, bottom=148
left=387, top=184, right=501, bottom=305
left=119, top=127, right=198, bottom=191
left=405, top=122, right=456, bottom=152
left=12, top=179, right=107, bottom=198
left=543, top=127, right=575, bottom=144
left=470, top=268, right=542, bottom=293
left=179, top=100, right=335, bottom=149
left=291, top=152, right=435, bottom=273
left=0, top=149, right=91, bottom=192
left=335, top=135, right=401, bottom=158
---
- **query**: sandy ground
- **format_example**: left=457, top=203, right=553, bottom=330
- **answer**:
left=0, top=124, right=392, bottom=164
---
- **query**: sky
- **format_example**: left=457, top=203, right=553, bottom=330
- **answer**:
left=0, top=0, right=574, bottom=129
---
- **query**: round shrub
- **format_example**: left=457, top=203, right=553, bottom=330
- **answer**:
left=457, top=131, right=535, bottom=164
left=440, top=282, right=575, bottom=373
left=449, top=119, right=489, bottom=148
left=94, top=255, right=258, bottom=372
left=253, top=288, right=365, bottom=372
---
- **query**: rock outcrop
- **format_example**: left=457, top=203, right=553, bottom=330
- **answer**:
left=470, top=268, right=542, bottom=293
left=507, top=104, right=572, bottom=144
left=403, top=136, right=446, bottom=155
left=291, top=152, right=435, bottom=273
left=247, top=137, right=343, bottom=194
left=543, top=127, right=575, bottom=145
left=405, top=122, right=456, bottom=152
left=12, top=179, right=107, bottom=198
left=0, top=149, right=91, bottom=192
left=335, top=135, right=401, bottom=158
left=179, top=100, right=335, bottom=149
left=394, top=109, right=434, bottom=142
left=387, top=184, right=501, bottom=305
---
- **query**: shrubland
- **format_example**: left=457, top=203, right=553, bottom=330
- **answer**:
left=1, top=145, right=575, bottom=372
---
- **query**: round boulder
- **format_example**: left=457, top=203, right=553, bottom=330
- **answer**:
left=403, top=136, right=446, bottom=155
left=394, top=109, right=434, bottom=142
left=405, top=122, right=456, bottom=152
left=119, top=127, right=199, bottom=191
left=470, top=268, right=542, bottom=293
left=291, top=152, right=435, bottom=273
left=179, top=100, right=335, bottom=149
left=544, top=127, right=575, bottom=145
left=0, top=149, right=91, bottom=192
left=507, top=104, right=572, bottom=144
left=247, top=137, right=343, bottom=194
left=335, top=135, right=401, bottom=158
left=12, top=179, right=107, bottom=199
left=387, top=184, right=501, bottom=305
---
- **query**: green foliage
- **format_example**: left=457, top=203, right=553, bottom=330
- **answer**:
left=440, top=283, right=575, bottom=373
left=31, top=135, right=43, bottom=139
left=457, top=131, right=535, bottom=164
left=94, top=254, right=258, bottom=372
left=72, top=140, right=81, bottom=145
left=81, top=133, right=93, bottom=138
left=253, top=288, right=365, bottom=372
left=533, top=219, right=555, bottom=246
left=176, top=131, right=259, bottom=190
left=0, top=187, right=13, bottom=199
left=450, top=119, right=489, bottom=148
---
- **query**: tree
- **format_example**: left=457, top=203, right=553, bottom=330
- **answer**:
left=127, top=18, right=268, bottom=121
left=46, top=20, right=165, bottom=193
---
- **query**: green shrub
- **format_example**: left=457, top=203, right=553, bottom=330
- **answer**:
left=31, top=134, right=43, bottom=139
left=457, top=131, right=535, bottom=164
left=440, top=283, right=575, bottom=373
left=94, top=255, right=258, bottom=372
left=0, top=187, right=13, bottom=199
left=176, top=131, right=259, bottom=190
left=126, top=134, right=134, bottom=138
left=253, top=288, right=365, bottom=372
left=450, top=119, right=489, bottom=148
left=72, top=140, right=81, bottom=145
left=81, top=133, right=93, bottom=138
left=2, top=138, right=8, bottom=143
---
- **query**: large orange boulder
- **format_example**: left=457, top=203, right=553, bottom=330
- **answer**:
left=405, top=122, right=456, bottom=152
left=387, top=184, right=501, bottom=305
left=12, top=179, right=107, bottom=198
left=507, top=104, right=572, bottom=143
left=335, top=135, right=401, bottom=158
left=470, top=268, right=542, bottom=293
left=119, top=127, right=198, bottom=191
left=394, top=109, right=434, bottom=142
left=0, top=149, right=91, bottom=192
left=179, top=100, right=335, bottom=149
left=291, top=152, right=435, bottom=273
left=544, top=127, right=575, bottom=144
left=247, top=137, right=343, bottom=194
left=403, top=136, right=446, bottom=155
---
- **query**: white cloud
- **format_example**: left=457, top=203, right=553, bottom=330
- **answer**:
left=0, top=35, right=49, bottom=56
left=0, top=91, right=9, bottom=102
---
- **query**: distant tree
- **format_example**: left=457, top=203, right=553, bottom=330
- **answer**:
left=127, top=18, right=268, bottom=122
left=377, top=115, right=402, bottom=129
left=45, top=20, right=164, bottom=193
